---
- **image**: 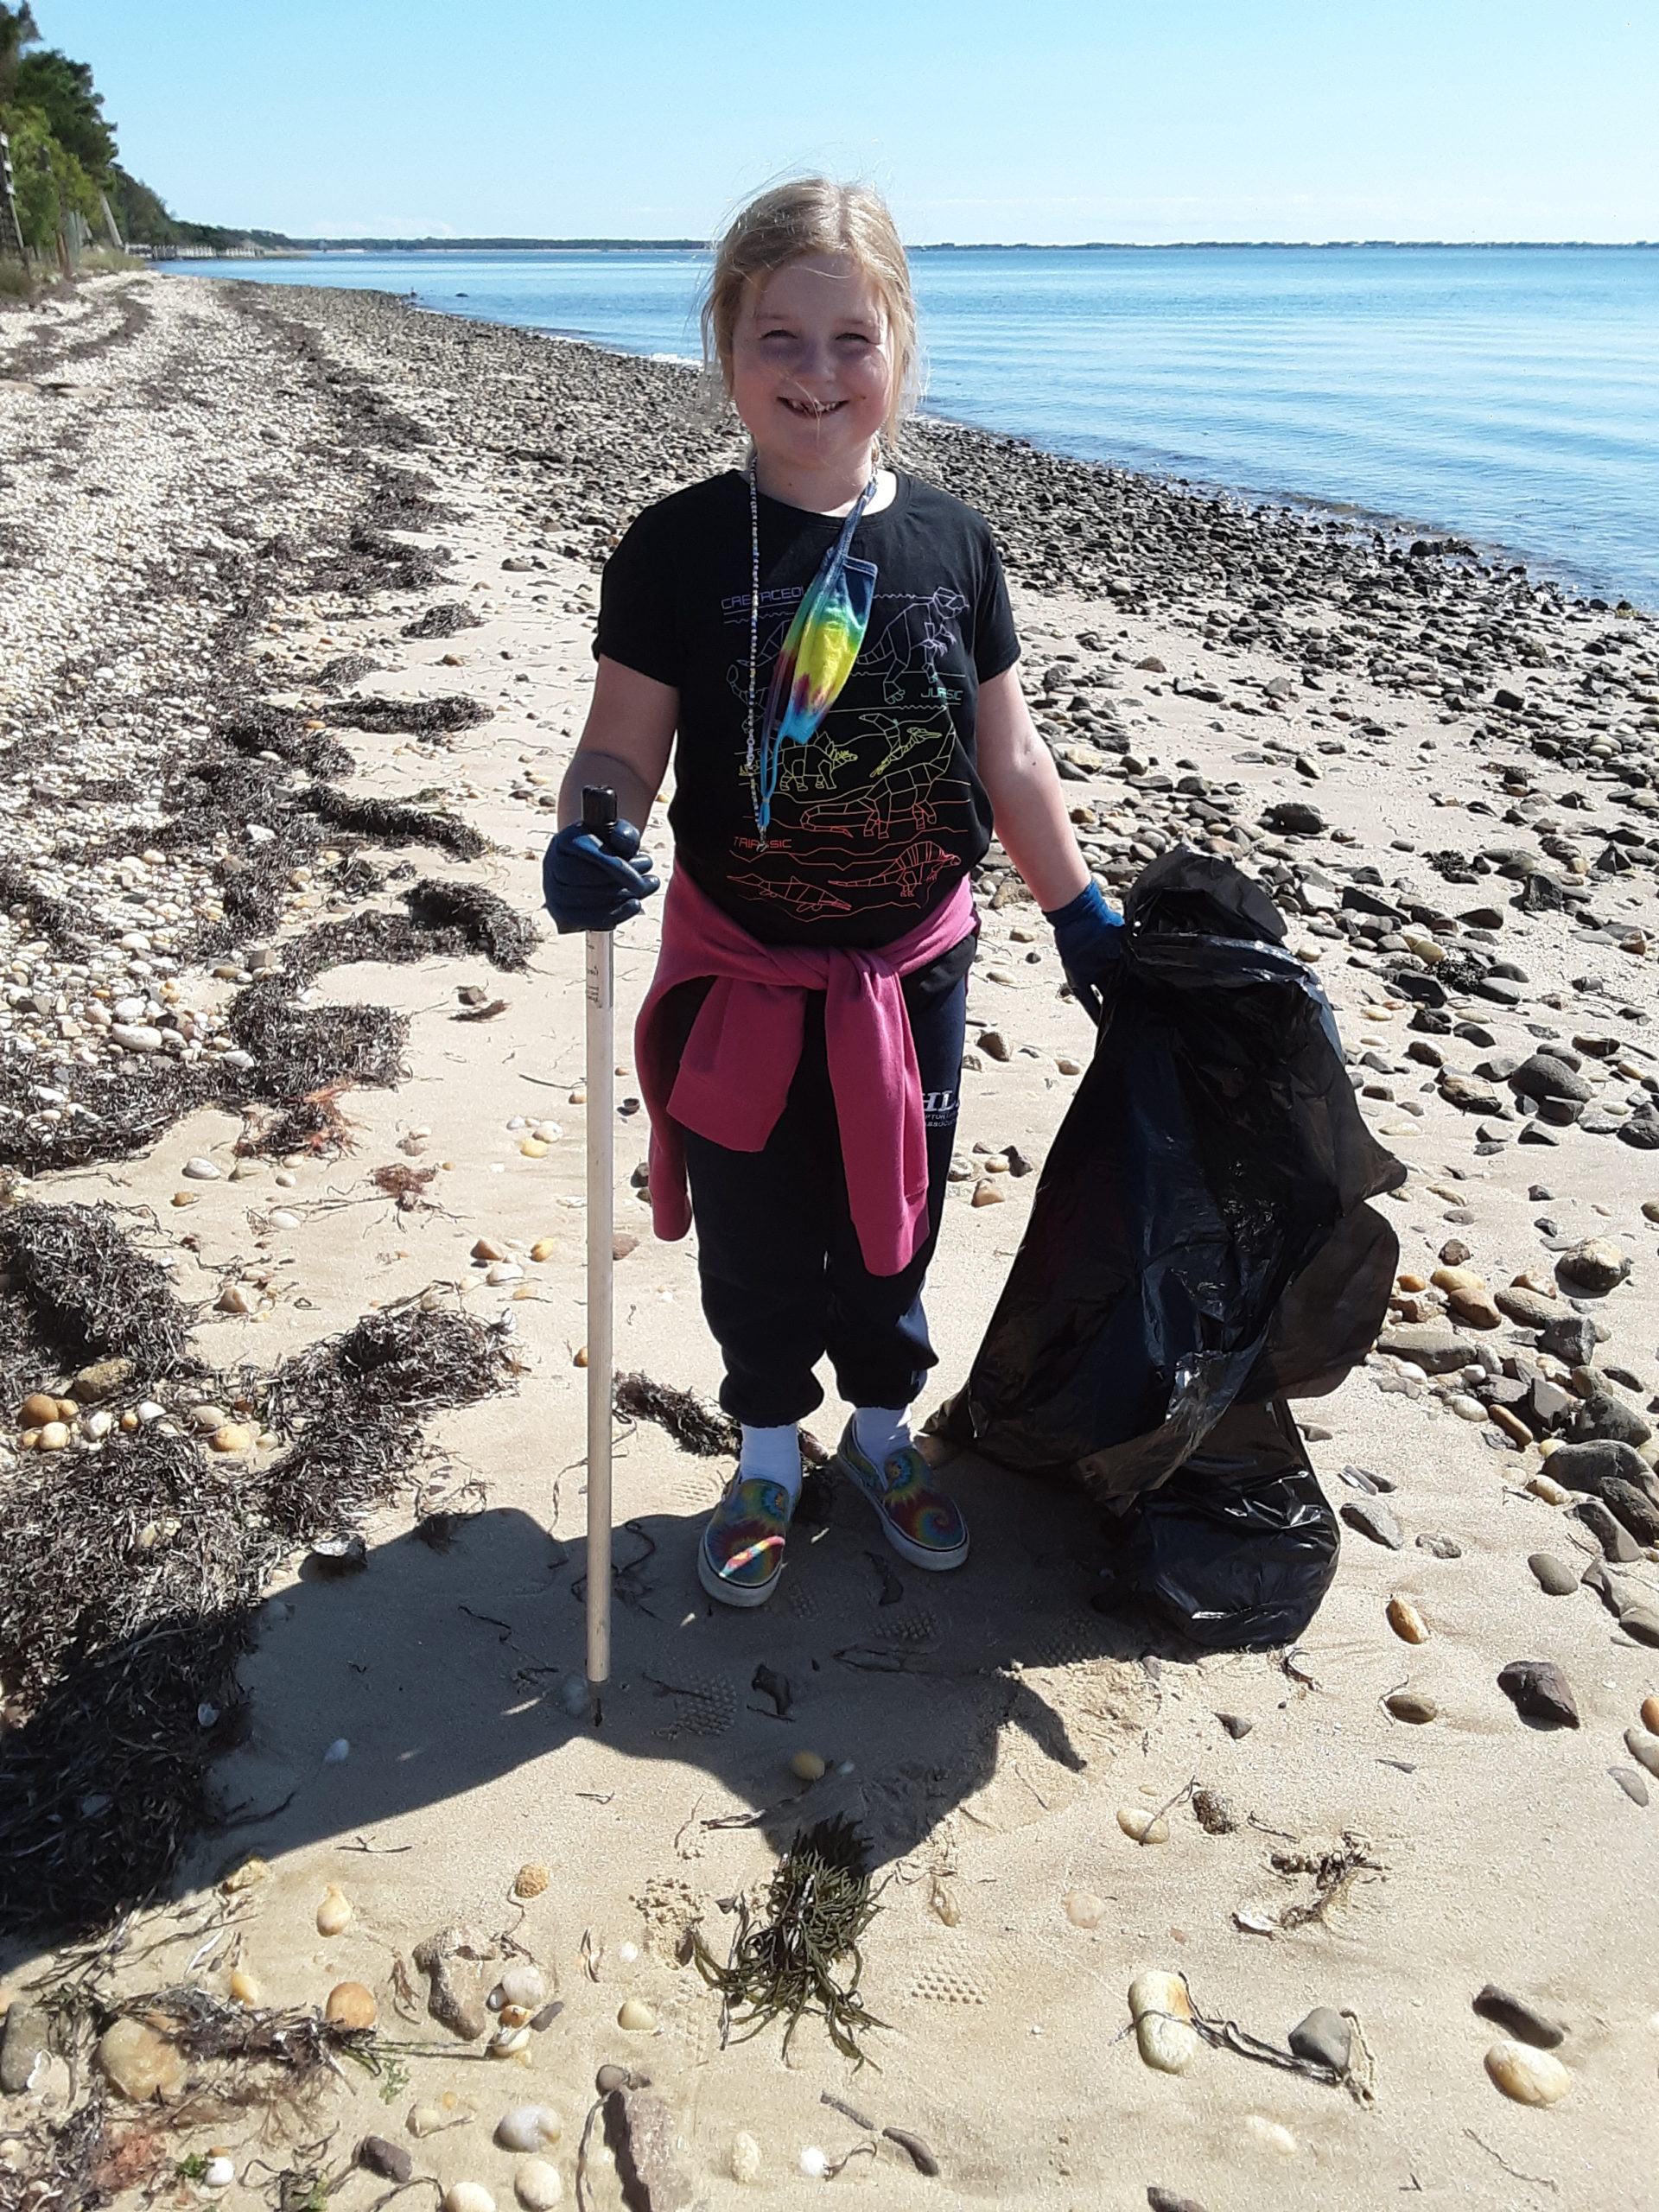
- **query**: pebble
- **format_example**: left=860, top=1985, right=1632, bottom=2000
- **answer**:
left=181, top=1156, right=220, bottom=1179
left=1216, top=1712, right=1253, bottom=1739
left=616, top=1998, right=657, bottom=2031
left=228, top=1969, right=261, bottom=2005
left=97, top=2017, right=188, bottom=2101
left=202, top=2157, right=235, bottom=2190
left=1625, top=1728, right=1659, bottom=1779
left=1147, top=2193, right=1208, bottom=2212
left=1341, top=1498, right=1404, bottom=1548
left=1529, top=1552, right=1580, bottom=1595
left=495, top=2106, right=562, bottom=2152
left=1473, top=1984, right=1566, bottom=2048
left=37, top=1421, right=69, bottom=1450
left=1128, top=1971, right=1197, bottom=2072
left=1497, top=1658, right=1580, bottom=1726
left=1612, top=1766, right=1649, bottom=1805
left=514, top=2159, right=563, bottom=2209
left=325, top=1982, right=377, bottom=2029
left=1288, top=2007, right=1351, bottom=2073
left=1386, top=1595, right=1429, bottom=1643
left=1385, top=1688, right=1439, bottom=1724
left=269, top=1208, right=300, bottom=1229
left=209, top=1423, right=254, bottom=1452
left=790, top=1750, right=827, bottom=1781
left=971, top=1179, right=1005, bottom=1206
left=530, top=1238, right=556, bottom=1262
left=473, top=1236, right=509, bottom=1262
left=316, top=1884, right=353, bottom=1936
left=1526, top=1473, right=1572, bottom=1507
left=1415, top=1530, right=1462, bottom=1558
left=19, top=1391, right=60, bottom=1427
left=1642, top=1694, right=1659, bottom=1733
left=731, top=2131, right=763, bottom=2183
left=497, top=1967, right=549, bottom=2010
left=1557, top=1237, right=1630, bottom=1294
left=1117, top=1805, right=1171, bottom=1844
left=1243, top=2116, right=1298, bottom=2156
left=1484, top=2039, right=1572, bottom=2106
left=0, top=2005, right=51, bottom=2095
left=486, top=1262, right=524, bottom=1285
left=1064, top=1889, right=1105, bottom=1929
left=488, top=2023, right=531, bottom=2056
left=216, top=1283, right=255, bottom=1313
left=444, top=2188, right=497, bottom=2212
left=513, top=1862, right=550, bottom=1899
left=358, top=2139, right=414, bottom=2184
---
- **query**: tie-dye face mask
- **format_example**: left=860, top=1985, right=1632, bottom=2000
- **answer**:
left=747, top=467, right=879, bottom=837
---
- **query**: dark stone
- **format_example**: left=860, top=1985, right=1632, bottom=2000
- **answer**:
left=1288, top=2006, right=1352, bottom=2073
left=1471, top=976, right=1527, bottom=1007
left=1536, top=1094, right=1584, bottom=1126
left=1494, top=688, right=1527, bottom=710
left=1495, top=1286, right=1557, bottom=1330
left=1618, top=1603, right=1659, bottom=1648
left=1216, top=1712, right=1254, bottom=1739
left=1525, top=1377, right=1578, bottom=1433
left=1557, top=1240, right=1631, bottom=1293
left=1546, top=1437, right=1654, bottom=1496
left=1573, top=1495, right=1643, bottom=1561
left=1410, top=1006, right=1453, bottom=1034
left=1440, top=1071, right=1503, bottom=1114
left=1472, top=1984, right=1567, bottom=2049
left=1602, top=1478, right=1659, bottom=1547
left=1263, top=800, right=1325, bottom=836
left=1377, top=1323, right=1479, bottom=1374
left=357, top=2139, right=414, bottom=2185
left=1147, top=2191, right=1210, bottom=2212
left=1454, top=1020, right=1499, bottom=1047
left=1497, top=1657, right=1580, bottom=1727
left=1341, top=1498, right=1404, bottom=1549
left=1571, top=1389, right=1652, bottom=1449
left=1342, top=1461, right=1396, bottom=1492
left=1618, top=1109, right=1659, bottom=1149
left=1517, top=1121, right=1559, bottom=1145
left=0, top=2004, right=51, bottom=2095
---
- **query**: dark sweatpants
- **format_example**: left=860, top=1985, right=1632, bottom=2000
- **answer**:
left=680, top=970, right=968, bottom=1428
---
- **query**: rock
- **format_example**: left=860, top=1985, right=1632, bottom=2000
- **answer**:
left=1065, top=1890, right=1105, bottom=1928
left=1497, top=1658, right=1580, bottom=1727
left=1602, top=1478, right=1659, bottom=1546
left=970, top=1179, right=1005, bottom=1206
left=1510, top=1054, right=1592, bottom=1104
left=0, top=2004, right=52, bottom=2094
left=1341, top=1498, right=1403, bottom=1548
left=1573, top=1497, right=1643, bottom=1560
left=486, top=1262, right=523, bottom=1285
left=1446, top=1287, right=1503, bottom=1329
left=1147, top=2194, right=1209, bottom=2212
left=496, top=1967, right=548, bottom=2011
left=1386, top=1688, right=1439, bottom=1723
left=1572, top=1388, right=1652, bottom=1449
left=1473, top=1985, right=1566, bottom=2048
left=229, top=1971, right=261, bottom=2005
left=1386, top=1595, right=1429, bottom=1643
left=515, top=2160, right=563, bottom=2210
left=1216, top=1712, right=1254, bottom=1739
left=359, top=2138, right=414, bottom=2184
left=512, top=1862, right=550, bottom=1899
left=472, top=1236, right=509, bottom=1262
left=1415, top=1532, right=1462, bottom=1558
left=616, top=1998, right=657, bottom=2031
left=36, top=1421, right=70, bottom=1451
left=96, top=2018, right=187, bottom=2101
left=496, top=2107, right=562, bottom=2152
left=1485, top=2040, right=1571, bottom=2105
left=1624, top=1728, right=1659, bottom=1779
left=70, top=1357, right=133, bottom=1402
left=1128, top=1971, right=1198, bottom=2073
left=203, top=2158, right=234, bottom=2190
left=1117, top=1806, right=1171, bottom=1844
left=730, top=2133, right=763, bottom=2185
left=1538, top=1313, right=1598, bottom=1365
left=611, top=2086, right=698, bottom=2210
left=1243, top=2115, right=1297, bottom=2156
left=209, top=1423, right=254, bottom=1453
left=414, top=1924, right=493, bottom=2040
left=316, top=1885, right=353, bottom=1936
left=18, top=1391, right=59, bottom=1428
left=181, top=1156, right=222, bottom=1179
left=1611, top=1767, right=1649, bottom=1805
left=1376, top=1322, right=1478, bottom=1374
left=1191, top=1785, right=1237, bottom=1834
left=1528, top=1553, right=1580, bottom=1596
left=1287, top=2006, right=1351, bottom=2073
left=1557, top=1237, right=1630, bottom=1294
left=220, top=1855, right=269, bottom=1894
left=326, top=1982, right=377, bottom=2029
left=1546, top=1437, right=1653, bottom=1497
left=530, top=1238, right=556, bottom=1262
left=1618, top=1603, right=1659, bottom=1648
left=444, top=2189, right=496, bottom=2212
left=1262, top=801, right=1324, bottom=836
left=1439, top=1071, right=1503, bottom=1114
left=1642, top=1694, right=1659, bottom=1733
left=790, top=1749, right=826, bottom=1781
left=217, top=1283, right=255, bottom=1314
left=111, top=1024, right=163, bottom=1052
left=1497, top=1285, right=1559, bottom=1330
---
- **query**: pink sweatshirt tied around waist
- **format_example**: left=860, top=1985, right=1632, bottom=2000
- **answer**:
left=635, top=868, right=976, bottom=1279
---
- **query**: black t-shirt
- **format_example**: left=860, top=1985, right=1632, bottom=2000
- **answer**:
left=594, top=469, right=1020, bottom=948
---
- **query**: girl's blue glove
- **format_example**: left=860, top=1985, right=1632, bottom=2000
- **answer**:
left=1045, top=879, right=1124, bottom=1005
left=543, top=816, right=660, bottom=935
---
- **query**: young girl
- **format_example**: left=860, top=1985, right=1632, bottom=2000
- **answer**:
left=547, top=179, right=1120, bottom=1608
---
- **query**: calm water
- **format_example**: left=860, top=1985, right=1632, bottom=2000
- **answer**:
left=158, top=245, right=1659, bottom=606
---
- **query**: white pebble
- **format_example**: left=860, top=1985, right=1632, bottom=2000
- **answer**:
left=495, top=2106, right=561, bottom=2152
left=1244, top=2115, right=1298, bottom=2156
left=1063, top=1890, right=1104, bottom=1929
left=181, top=1156, right=220, bottom=1179
left=486, top=1262, right=524, bottom=1285
left=1485, top=2039, right=1572, bottom=2105
left=496, top=1967, right=548, bottom=2010
left=514, top=2160, right=563, bottom=2211
left=202, top=2156, right=235, bottom=2189
left=730, top=2132, right=762, bottom=2183
left=444, top=2188, right=496, bottom=2212
left=322, top=1737, right=350, bottom=1763
left=269, top=1209, right=300, bottom=1229
left=798, top=2146, right=829, bottom=2179
left=1128, top=1969, right=1197, bottom=2073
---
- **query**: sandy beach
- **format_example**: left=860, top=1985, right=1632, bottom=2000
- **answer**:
left=1, top=270, right=1656, bottom=2210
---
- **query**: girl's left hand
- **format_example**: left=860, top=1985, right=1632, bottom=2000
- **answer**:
left=1045, top=879, right=1123, bottom=998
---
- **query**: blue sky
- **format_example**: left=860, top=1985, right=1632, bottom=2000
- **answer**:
left=32, top=0, right=1659, bottom=244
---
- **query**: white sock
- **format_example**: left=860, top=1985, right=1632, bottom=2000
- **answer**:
left=852, top=1405, right=911, bottom=1467
left=738, top=1423, right=801, bottom=1497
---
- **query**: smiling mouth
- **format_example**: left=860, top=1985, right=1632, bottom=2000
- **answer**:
left=779, top=396, right=847, bottom=418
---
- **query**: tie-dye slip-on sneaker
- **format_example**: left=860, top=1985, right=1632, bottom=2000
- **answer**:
left=697, top=1471, right=796, bottom=1607
left=832, top=1423, right=970, bottom=1573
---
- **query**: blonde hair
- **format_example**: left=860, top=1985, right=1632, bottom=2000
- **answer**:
left=702, top=178, right=919, bottom=448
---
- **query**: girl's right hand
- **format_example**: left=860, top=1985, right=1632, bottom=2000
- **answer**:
left=543, top=817, right=661, bottom=934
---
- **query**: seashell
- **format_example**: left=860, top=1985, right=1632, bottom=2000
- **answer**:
left=616, top=1998, right=656, bottom=2032
left=1233, top=1907, right=1279, bottom=1935
left=202, top=2156, right=235, bottom=2189
left=1485, top=2038, right=1572, bottom=2105
left=1063, top=1890, right=1104, bottom=1929
left=1627, top=1728, right=1659, bottom=1780
left=513, top=1862, right=550, bottom=1899
left=1244, top=2115, right=1297, bottom=2156
left=315, top=1884, right=352, bottom=1936
left=1117, top=1806, right=1170, bottom=1845
left=730, top=2131, right=762, bottom=2184
left=497, top=1966, right=548, bottom=2010
left=514, top=2160, right=563, bottom=2210
left=220, top=1856, right=268, bottom=1894
left=498, top=2004, right=531, bottom=2029
left=325, top=1982, right=377, bottom=2029
left=495, top=2106, right=563, bottom=2152
left=488, top=2024, right=532, bottom=2056
left=530, top=1239, right=556, bottom=1262
left=444, top=2188, right=496, bottom=2212
left=1128, top=1969, right=1197, bottom=2073
left=790, top=1750, right=826, bottom=1782
left=1386, top=1595, right=1429, bottom=1643
left=407, top=2104, right=447, bottom=2138
left=228, top=1970, right=261, bottom=2005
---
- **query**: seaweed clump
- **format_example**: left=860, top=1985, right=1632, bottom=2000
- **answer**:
left=692, top=1815, right=887, bottom=2065
left=0, top=1201, right=199, bottom=1399
left=302, top=785, right=487, bottom=858
left=322, top=693, right=492, bottom=738
left=614, top=1370, right=739, bottom=1458
left=402, top=601, right=482, bottom=639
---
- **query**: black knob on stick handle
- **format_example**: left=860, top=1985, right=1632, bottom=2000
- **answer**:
left=582, top=784, right=618, bottom=831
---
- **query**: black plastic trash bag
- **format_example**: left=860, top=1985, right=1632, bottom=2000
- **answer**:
left=936, top=847, right=1404, bottom=1644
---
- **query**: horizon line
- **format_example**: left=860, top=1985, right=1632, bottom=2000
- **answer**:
left=178, top=233, right=1658, bottom=253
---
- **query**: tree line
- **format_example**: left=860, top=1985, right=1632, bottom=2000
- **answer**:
left=1, top=5, right=276, bottom=261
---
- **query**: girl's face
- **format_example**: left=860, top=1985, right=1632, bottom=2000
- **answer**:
left=729, top=253, right=893, bottom=476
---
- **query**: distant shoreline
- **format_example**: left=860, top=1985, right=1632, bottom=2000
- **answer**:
left=156, top=237, right=1659, bottom=257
